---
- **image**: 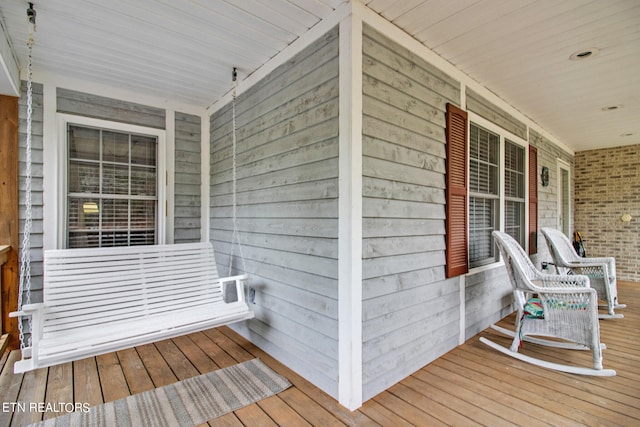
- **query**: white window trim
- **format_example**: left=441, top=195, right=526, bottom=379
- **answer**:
left=467, top=112, right=528, bottom=274
left=55, top=114, right=167, bottom=248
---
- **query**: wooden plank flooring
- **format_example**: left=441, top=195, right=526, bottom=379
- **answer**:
left=1, top=281, right=638, bottom=426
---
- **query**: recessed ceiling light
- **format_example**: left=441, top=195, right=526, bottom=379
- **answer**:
left=569, top=48, right=599, bottom=61
left=601, top=105, right=622, bottom=111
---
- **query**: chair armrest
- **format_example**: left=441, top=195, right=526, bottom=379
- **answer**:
left=576, top=257, right=616, bottom=276
left=537, top=286, right=596, bottom=296
left=584, top=256, right=615, bottom=265
left=565, top=260, right=606, bottom=269
left=533, top=272, right=590, bottom=290
left=564, top=259, right=615, bottom=283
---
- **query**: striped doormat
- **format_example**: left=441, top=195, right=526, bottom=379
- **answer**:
left=30, top=359, right=291, bottom=427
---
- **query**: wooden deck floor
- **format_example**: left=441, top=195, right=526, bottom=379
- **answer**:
left=1, top=281, right=638, bottom=426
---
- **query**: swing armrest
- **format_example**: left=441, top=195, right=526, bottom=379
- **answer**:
left=218, top=274, right=249, bottom=284
left=10, top=303, right=45, bottom=317
left=218, top=274, right=250, bottom=304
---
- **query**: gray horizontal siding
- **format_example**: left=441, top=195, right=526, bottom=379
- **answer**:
left=529, top=129, right=574, bottom=264
left=57, top=88, right=165, bottom=129
left=466, top=88, right=527, bottom=139
left=19, top=82, right=44, bottom=303
left=361, top=24, right=461, bottom=401
left=55, top=89, right=168, bottom=249
left=174, top=112, right=201, bottom=243
left=464, top=266, right=512, bottom=340
left=210, top=26, right=340, bottom=398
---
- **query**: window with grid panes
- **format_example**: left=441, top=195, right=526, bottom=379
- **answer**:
left=445, top=103, right=537, bottom=277
left=67, top=124, right=157, bottom=248
left=469, top=124, right=500, bottom=266
left=504, top=140, right=525, bottom=246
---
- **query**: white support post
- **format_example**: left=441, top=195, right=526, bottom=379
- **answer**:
left=201, top=113, right=211, bottom=243
left=165, top=108, right=175, bottom=244
left=338, top=11, right=363, bottom=411
left=459, top=275, right=466, bottom=345
left=41, top=80, right=58, bottom=250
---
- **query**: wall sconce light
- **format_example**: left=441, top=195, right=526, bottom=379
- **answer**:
left=83, top=201, right=99, bottom=214
left=621, top=213, right=632, bottom=222
left=541, top=166, right=550, bottom=187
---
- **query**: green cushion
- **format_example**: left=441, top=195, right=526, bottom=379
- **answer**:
left=523, top=298, right=544, bottom=319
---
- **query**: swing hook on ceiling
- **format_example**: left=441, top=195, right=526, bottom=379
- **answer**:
left=27, top=2, right=36, bottom=27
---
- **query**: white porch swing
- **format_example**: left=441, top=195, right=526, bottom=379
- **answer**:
left=10, top=8, right=253, bottom=373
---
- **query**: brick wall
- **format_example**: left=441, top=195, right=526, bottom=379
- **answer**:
left=575, top=144, right=640, bottom=282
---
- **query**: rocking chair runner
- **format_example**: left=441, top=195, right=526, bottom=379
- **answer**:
left=540, top=227, right=625, bottom=319
left=480, top=231, right=615, bottom=376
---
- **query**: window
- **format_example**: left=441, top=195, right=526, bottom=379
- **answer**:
left=468, top=123, right=528, bottom=267
left=504, top=140, right=526, bottom=246
left=446, top=104, right=536, bottom=276
left=469, top=124, right=500, bottom=266
left=65, top=119, right=163, bottom=248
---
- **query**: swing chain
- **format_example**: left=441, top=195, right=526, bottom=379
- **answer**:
left=18, top=13, right=36, bottom=350
left=228, top=71, right=248, bottom=277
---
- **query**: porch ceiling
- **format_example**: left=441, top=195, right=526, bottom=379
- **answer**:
left=1, top=0, right=638, bottom=152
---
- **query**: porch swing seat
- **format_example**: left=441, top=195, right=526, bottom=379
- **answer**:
left=540, top=227, right=625, bottom=319
left=479, top=231, right=615, bottom=377
left=10, top=242, right=254, bottom=373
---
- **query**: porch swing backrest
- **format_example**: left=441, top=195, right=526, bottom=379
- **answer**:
left=12, top=242, right=253, bottom=373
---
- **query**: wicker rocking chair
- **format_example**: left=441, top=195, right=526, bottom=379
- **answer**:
left=540, top=227, right=625, bottom=319
left=480, top=231, right=615, bottom=376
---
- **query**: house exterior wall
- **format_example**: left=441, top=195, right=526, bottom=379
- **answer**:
left=529, top=129, right=575, bottom=265
left=209, top=27, right=341, bottom=397
left=466, top=88, right=527, bottom=140
left=57, top=88, right=166, bottom=129
left=361, top=25, right=461, bottom=400
left=174, top=112, right=202, bottom=243
left=56, top=88, right=203, bottom=246
left=575, top=145, right=640, bottom=281
left=18, top=86, right=204, bottom=305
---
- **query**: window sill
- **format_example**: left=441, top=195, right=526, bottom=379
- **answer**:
left=467, top=261, right=505, bottom=276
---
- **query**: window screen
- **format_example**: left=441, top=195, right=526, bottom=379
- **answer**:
left=504, top=140, right=525, bottom=246
left=67, top=124, right=157, bottom=248
left=469, top=124, right=499, bottom=266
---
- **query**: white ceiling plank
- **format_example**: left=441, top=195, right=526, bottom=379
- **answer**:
left=367, top=0, right=425, bottom=22
left=394, top=0, right=480, bottom=36
left=288, top=0, right=343, bottom=17
left=413, top=0, right=535, bottom=48
left=220, top=0, right=319, bottom=34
